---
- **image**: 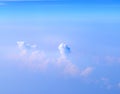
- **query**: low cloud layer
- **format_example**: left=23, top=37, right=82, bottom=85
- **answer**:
left=15, top=41, right=93, bottom=77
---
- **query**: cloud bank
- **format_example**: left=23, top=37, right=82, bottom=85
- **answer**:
left=14, top=41, right=93, bottom=77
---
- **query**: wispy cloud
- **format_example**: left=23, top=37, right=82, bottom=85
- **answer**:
left=80, top=67, right=93, bottom=77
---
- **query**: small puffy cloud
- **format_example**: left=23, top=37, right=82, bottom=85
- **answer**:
left=17, top=41, right=37, bottom=50
left=17, top=41, right=37, bottom=56
left=17, top=41, right=24, bottom=49
left=58, top=42, right=71, bottom=58
left=17, top=41, right=27, bottom=56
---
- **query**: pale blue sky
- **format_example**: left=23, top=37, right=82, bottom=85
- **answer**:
left=0, top=1, right=120, bottom=94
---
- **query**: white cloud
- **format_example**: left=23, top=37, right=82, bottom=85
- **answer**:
left=17, top=41, right=37, bottom=49
left=16, top=41, right=49, bottom=71
left=17, top=41, right=24, bottom=49
left=57, top=43, right=80, bottom=76
left=14, top=41, right=93, bottom=77
left=57, top=45, right=93, bottom=76
left=17, top=41, right=37, bottom=56
left=56, top=56, right=80, bottom=76
left=58, top=42, right=71, bottom=58
left=27, top=51, right=49, bottom=71
left=17, top=41, right=27, bottom=56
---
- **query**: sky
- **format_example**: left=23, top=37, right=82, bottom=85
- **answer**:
left=0, top=0, right=120, bottom=94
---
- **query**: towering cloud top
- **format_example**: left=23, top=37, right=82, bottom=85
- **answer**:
left=58, top=42, right=71, bottom=58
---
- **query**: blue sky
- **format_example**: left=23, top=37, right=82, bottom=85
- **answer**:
left=0, top=0, right=120, bottom=94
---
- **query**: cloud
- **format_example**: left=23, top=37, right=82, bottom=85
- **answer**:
left=58, top=42, right=71, bottom=58
left=17, top=41, right=27, bottom=56
left=16, top=41, right=49, bottom=71
left=17, top=41, right=24, bottom=49
left=57, top=43, right=81, bottom=76
left=14, top=41, right=94, bottom=77
left=64, top=62, right=79, bottom=76
left=17, top=41, right=37, bottom=50
left=16, top=41, right=76, bottom=75
left=56, top=56, right=80, bottom=76
left=80, top=67, right=93, bottom=77
left=58, top=43, right=93, bottom=77
left=17, top=41, right=37, bottom=56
